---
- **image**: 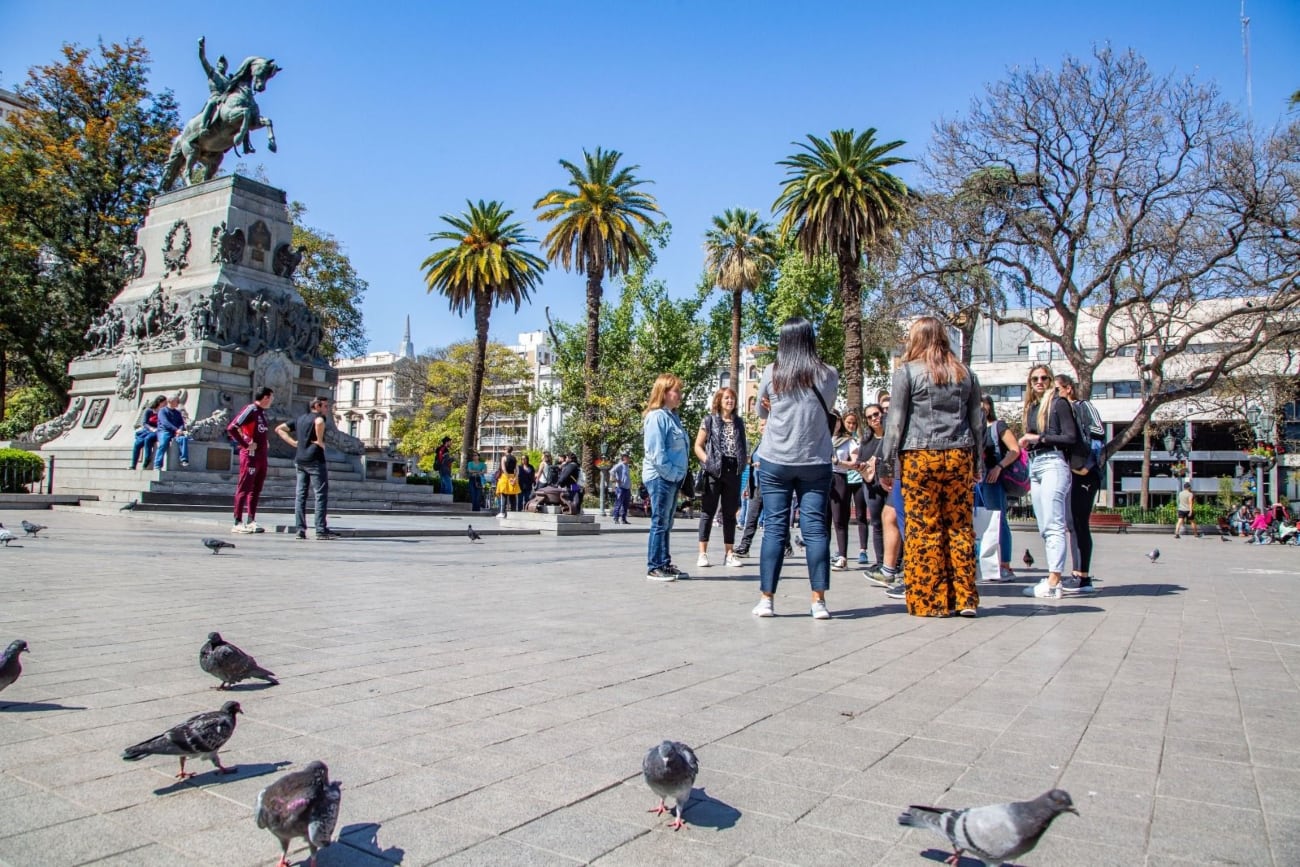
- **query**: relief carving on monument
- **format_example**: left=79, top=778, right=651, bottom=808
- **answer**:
left=162, top=219, right=192, bottom=275
left=248, top=220, right=271, bottom=265
left=19, top=397, right=86, bottom=444
left=272, top=243, right=303, bottom=278
left=252, top=350, right=295, bottom=405
left=81, top=397, right=109, bottom=429
left=115, top=352, right=141, bottom=401
left=210, top=222, right=246, bottom=265
left=122, top=245, right=145, bottom=280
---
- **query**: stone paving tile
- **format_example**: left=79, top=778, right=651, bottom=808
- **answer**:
left=1, top=509, right=1299, bottom=864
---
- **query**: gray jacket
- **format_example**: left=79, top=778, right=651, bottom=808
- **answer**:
left=880, top=360, right=985, bottom=474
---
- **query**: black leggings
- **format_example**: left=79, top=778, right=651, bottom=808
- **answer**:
left=1068, top=469, right=1101, bottom=576
left=830, top=474, right=868, bottom=558
left=866, top=485, right=886, bottom=565
left=699, top=458, right=740, bottom=544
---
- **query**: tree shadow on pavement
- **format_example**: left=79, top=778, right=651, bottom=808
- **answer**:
left=339, top=822, right=406, bottom=863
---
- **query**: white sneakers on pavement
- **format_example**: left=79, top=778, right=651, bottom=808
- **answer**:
left=697, top=553, right=711, bottom=568
left=751, top=597, right=775, bottom=617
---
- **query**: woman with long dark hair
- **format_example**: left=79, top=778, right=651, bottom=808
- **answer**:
left=858, top=403, right=887, bottom=569
left=1056, top=373, right=1101, bottom=594
left=1019, top=365, right=1080, bottom=599
left=752, top=317, right=838, bottom=619
left=979, top=395, right=1021, bottom=581
left=830, top=410, right=869, bottom=570
left=878, top=317, right=985, bottom=617
left=694, top=387, right=748, bottom=568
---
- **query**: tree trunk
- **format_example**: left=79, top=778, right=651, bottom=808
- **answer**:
left=838, top=250, right=863, bottom=415
left=730, top=288, right=742, bottom=394
left=461, top=291, right=491, bottom=478
left=0, top=351, right=7, bottom=422
left=1140, top=424, right=1152, bottom=510
left=581, top=269, right=604, bottom=489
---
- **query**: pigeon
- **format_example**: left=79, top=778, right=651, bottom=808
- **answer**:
left=1, top=640, right=29, bottom=692
left=119, top=499, right=138, bottom=512
left=20, top=520, right=47, bottom=537
left=202, top=538, right=236, bottom=555
left=643, top=740, right=699, bottom=830
left=122, top=700, right=242, bottom=779
left=1147, top=548, right=1160, bottom=563
left=467, top=524, right=481, bottom=542
left=794, top=534, right=806, bottom=548
left=200, top=632, right=278, bottom=688
left=1022, top=548, right=1035, bottom=569
left=898, top=788, right=1078, bottom=867
left=0, top=524, right=14, bottom=546
left=255, top=760, right=343, bottom=867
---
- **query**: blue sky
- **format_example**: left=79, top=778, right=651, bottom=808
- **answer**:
left=3, top=1, right=1297, bottom=356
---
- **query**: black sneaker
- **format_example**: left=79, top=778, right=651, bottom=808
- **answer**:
left=317, top=529, right=342, bottom=539
left=663, top=563, right=691, bottom=580
left=732, top=548, right=749, bottom=557
left=647, top=568, right=676, bottom=582
left=296, top=530, right=307, bottom=540
left=884, top=583, right=907, bottom=599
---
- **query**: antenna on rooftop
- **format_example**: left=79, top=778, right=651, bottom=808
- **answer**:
left=1241, top=0, right=1253, bottom=121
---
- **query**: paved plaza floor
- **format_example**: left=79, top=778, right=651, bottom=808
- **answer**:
left=0, top=507, right=1297, bottom=866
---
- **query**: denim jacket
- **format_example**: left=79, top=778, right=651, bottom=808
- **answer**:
left=642, top=408, right=689, bottom=483
left=880, top=360, right=985, bottom=474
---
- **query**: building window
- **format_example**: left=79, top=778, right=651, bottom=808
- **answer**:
left=1112, top=381, right=1142, bottom=398
left=1090, top=382, right=1108, bottom=400
left=348, top=419, right=359, bottom=437
left=1016, top=346, right=1029, bottom=357
left=350, top=380, right=360, bottom=403
left=370, top=416, right=383, bottom=443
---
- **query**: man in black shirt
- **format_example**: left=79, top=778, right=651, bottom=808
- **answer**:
left=276, top=396, right=338, bottom=540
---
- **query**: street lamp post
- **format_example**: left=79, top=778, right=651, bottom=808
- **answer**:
left=1247, top=405, right=1270, bottom=510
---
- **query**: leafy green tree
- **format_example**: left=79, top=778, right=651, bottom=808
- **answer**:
left=0, top=40, right=178, bottom=407
left=391, top=341, right=533, bottom=471
left=704, top=208, right=776, bottom=391
left=745, top=239, right=842, bottom=367
left=535, top=147, right=662, bottom=483
left=0, top=384, right=61, bottom=439
left=774, top=129, right=911, bottom=415
left=422, top=200, right=546, bottom=473
left=288, top=203, right=368, bottom=362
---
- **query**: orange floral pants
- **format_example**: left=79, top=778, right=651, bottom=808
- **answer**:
left=901, top=449, right=978, bottom=616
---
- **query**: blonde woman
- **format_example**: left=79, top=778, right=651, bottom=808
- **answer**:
left=1019, top=365, right=1080, bottom=598
left=694, top=387, right=748, bottom=568
left=878, top=317, right=985, bottom=617
left=643, top=373, right=690, bottom=581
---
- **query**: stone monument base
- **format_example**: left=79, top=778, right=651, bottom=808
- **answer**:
left=497, top=511, right=600, bottom=536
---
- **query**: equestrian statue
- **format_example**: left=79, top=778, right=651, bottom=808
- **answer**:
left=161, top=37, right=282, bottom=190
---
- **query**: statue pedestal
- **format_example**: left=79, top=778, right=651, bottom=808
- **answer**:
left=37, top=174, right=355, bottom=503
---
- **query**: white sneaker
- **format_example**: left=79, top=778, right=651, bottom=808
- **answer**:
left=831, top=556, right=848, bottom=571
left=1024, top=579, right=1061, bottom=599
left=724, top=553, right=743, bottom=568
left=697, top=553, right=711, bottom=568
left=244, top=521, right=264, bottom=534
left=810, top=600, right=831, bottom=620
left=231, top=523, right=249, bottom=534
left=751, top=597, right=775, bottom=617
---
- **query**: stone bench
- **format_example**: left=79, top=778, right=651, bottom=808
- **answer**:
left=497, top=511, right=600, bottom=536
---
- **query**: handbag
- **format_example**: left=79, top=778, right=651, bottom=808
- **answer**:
left=1000, top=449, right=1030, bottom=497
left=811, top=386, right=839, bottom=434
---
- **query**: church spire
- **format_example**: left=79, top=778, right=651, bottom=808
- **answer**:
left=399, top=314, right=414, bottom=359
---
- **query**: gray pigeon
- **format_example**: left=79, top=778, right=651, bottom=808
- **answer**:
left=122, top=700, right=242, bottom=779
left=643, top=740, right=698, bottom=830
left=200, top=632, right=278, bottom=688
left=1147, top=548, right=1161, bottom=563
left=467, top=524, right=481, bottom=542
left=20, top=520, right=47, bottom=537
left=255, top=760, right=343, bottom=867
left=202, top=538, right=236, bottom=555
left=0, top=639, right=29, bottom=692
left=0, top=524, right=14, bottom=546
left=898, top=788, right=1077, bottom=867
left=119, top=499, right=138, bottom=512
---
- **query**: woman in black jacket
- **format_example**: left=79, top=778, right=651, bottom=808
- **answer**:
left=693, top=387, right=748, bottom=568
left=1018, top=365, right=1080, bottom=599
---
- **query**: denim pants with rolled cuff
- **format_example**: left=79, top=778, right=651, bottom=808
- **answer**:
left=758, top=461, right=832, bottom=595
left=645, top=476, right=682, bottom=571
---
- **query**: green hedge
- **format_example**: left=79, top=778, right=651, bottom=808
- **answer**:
left=1095, top=504, right=1223, bottom=525
left=0, top=448, right=45, bottom=493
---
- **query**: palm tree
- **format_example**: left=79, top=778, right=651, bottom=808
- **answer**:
left=704, top=208, right=777, bottom=392
left=535, top=147, right=661, bottom=482
left=774, top=129, right=911, bottom=414
left=421, top=200, right=547, bottom=475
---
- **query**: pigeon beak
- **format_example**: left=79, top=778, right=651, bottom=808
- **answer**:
left=1066, top=807, right=1079, bottom=815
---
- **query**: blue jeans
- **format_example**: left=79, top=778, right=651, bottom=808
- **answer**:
left=469, top=476, right=482, bottom=511
left=295, top=462, right=329, bottom=533
left=130, top=430, right=156, bottom=468
left=153, top=430, right=189, bottom=468
left=976, top=481, right=1013, bottom=564
left=613, top=487, right=631, bottom=521
left=758, top=461, right=832, bottom=595
left=1029, top=451, right=1070, bottom=573
left=439, top=471, right=453, bottom=496
left=646, top=476, right=681, bottom=571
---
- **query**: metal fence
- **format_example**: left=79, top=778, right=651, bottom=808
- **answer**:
left=0, top=455, right=52, bottom=494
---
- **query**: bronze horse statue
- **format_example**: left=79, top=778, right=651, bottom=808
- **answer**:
left=162, top=55, right=281, bottom=190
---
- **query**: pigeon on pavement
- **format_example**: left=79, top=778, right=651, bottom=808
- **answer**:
left=119, top=499, right=138, bottom=512
left=20, top=520, right=47, bottom=537
left=202, top=538, right=236, bottom=555
left=467, top=524, right=481, bottom=542
left=643, top=740, right=698, bottom=830
left=1147, top=548, right=1161, bottom=563
left=1, top=640, right=29, bottom=692
left=255, top=760, right=342, bottom=867
left=0, top=524, right=14, bottom=546
left=898, top=788, right=1077, bottom=867
left=1022, top=548, right=1035, bottom=569
left=122, top=700, right=242, bottom=779
left=200, top=632, right=278, bottom=688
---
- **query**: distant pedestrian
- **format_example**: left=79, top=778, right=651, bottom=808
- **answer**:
left=275, top=396, right=338, bottom=540
left=610, top=453, right=632, bottom=524
left=129, top=395, right=166, bottom=470
left=497, top=446, right=521, bottom=517
left=518, top=455, right=536, bottom=505
left=465, top=451, right=487, bottom=511
left=434, top=437, right=454, bottom=495
left=225, top=387, right=274, bottom=534
left=643, top=374, right=690, bottom=581
left=878, top=316, right=985, bottom=617
left=1174, top=482, right=1199, bottom=539
left=752, top=317, right=838, bottom=619
left=154, top=393, right=191, bottom=469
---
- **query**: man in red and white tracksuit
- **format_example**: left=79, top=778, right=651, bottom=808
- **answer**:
left=225, top=387, right=274, bottom=534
